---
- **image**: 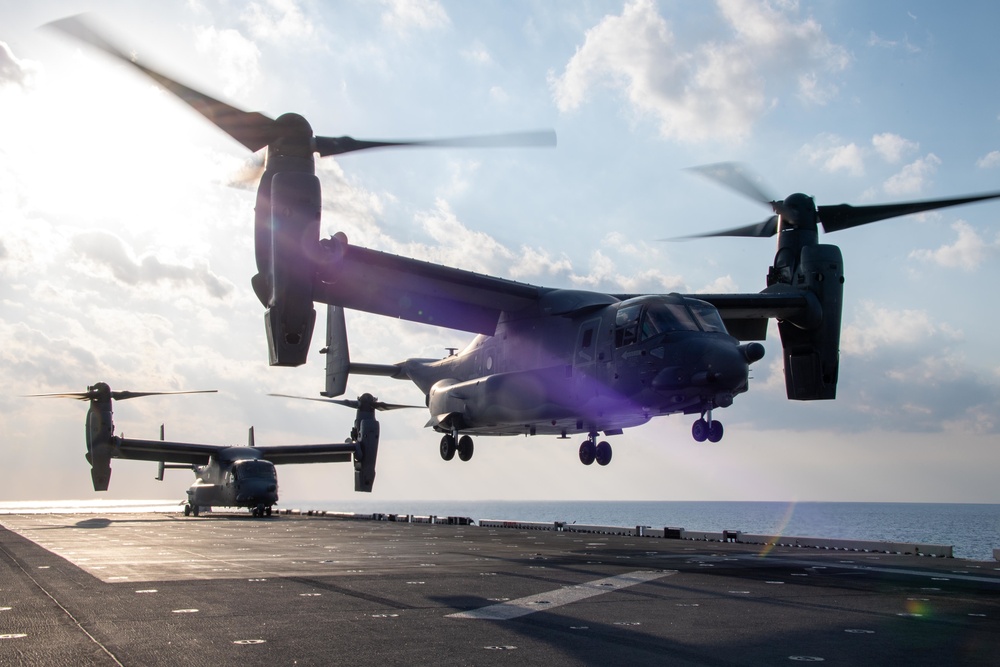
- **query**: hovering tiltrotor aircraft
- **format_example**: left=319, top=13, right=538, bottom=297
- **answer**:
left=28, top=383, right=392, bottom=516
left=52, top=17, right=1000, bottom=470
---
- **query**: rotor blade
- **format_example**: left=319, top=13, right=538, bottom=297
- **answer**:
left=46, top=15, right=277, bottom=151
left=269, top=393, right=422, bottom=411
left=819, top=191, right=1000, bottom=233
left=687, top=162, right=776, bottom=205
left=112, top=390, right=218, bottom=401
left=314, top=130, right=557, bottom=158
left=667, top=215, right=779, bottom=240
left=24, top=389, right=217, bottom=401
left=23, top=392, right=94, bottom=401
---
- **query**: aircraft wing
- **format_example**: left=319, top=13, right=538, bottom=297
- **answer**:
left=112, top=438, right=221, bottom=465
left=693, top=291, right=814, bottom=340
left=314, top=242, right=544, bottom=335
left=255, top=444, right=355, bottom=465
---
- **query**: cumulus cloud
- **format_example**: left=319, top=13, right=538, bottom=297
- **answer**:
left=883, top=153, right=940, bottom=195
left=461, top=42, right=493, bottom=65
left=380, top=0, right=450, bottom=34
left=867, top=31, right=921, bottom=54
left=800, top=132, right=920, bottom=176
left=872, top=132, right=918, bottom=164
left=976, top=150, right=1000, bottom=168
left=69, top=231, right=233, bottom=299
left=800, top=134, right=865, bottom=175
left=193, top=26, right=261, bottom=99
left=549, top=0, right=848, bottom=142
left=0, top=41, right=37, bottom=89
left=910, top=221, right=1000, bottom=270
left=241, top=0, right=316, bottom=42
left=841, top=300, right=961, bottom=356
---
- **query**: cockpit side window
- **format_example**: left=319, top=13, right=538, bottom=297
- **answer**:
left=614, top=304, right=643, bottom=347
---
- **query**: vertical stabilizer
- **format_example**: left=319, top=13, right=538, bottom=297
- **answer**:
left=322, top=305, right=350, bottom=397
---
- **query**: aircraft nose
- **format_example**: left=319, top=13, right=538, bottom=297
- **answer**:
left=694, top=340, right=748, bottom=390
left=236, top=480, right=278, bottom=504
left=652, top=338, right=753, bottom=394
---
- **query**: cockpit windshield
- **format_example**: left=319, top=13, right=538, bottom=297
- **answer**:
left=684, top=299, right=728, bottom=334
left=614, top=297, right=728, bottom=346
left=235, top=460, right=276, bottom=480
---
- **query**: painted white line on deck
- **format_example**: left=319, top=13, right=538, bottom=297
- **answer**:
left=447, top=570, right=674, bottom=620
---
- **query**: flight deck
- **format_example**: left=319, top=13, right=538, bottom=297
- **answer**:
left=2, top=511, right=999, bottom=666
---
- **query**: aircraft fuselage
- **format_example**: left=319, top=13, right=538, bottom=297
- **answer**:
left=401, top=293, right=761, bottom=438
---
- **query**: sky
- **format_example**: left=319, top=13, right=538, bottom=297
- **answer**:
left=2, top=0, right=1000, bottom=505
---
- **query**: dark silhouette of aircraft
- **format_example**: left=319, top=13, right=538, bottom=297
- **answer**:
left=49, top=16, right=1000, bottom=474
left=27, top=383, right=403, bottom=515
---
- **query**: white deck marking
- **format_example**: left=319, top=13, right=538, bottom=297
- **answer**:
left=447, top=570, right=674, bottom=620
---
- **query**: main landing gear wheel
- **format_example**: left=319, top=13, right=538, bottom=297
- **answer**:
left=457, top=435, right=474, bottom=461
left=595, top=441, right=613, bottom=466
left=580, top=433, right=614, bottom=466
left=184, top=504, right=191, bottom=517
left=440, top=434, right=457, bottom=461
left=579, top=440, right=596, bottom=465
left=692, top=418, right=724, bottom=443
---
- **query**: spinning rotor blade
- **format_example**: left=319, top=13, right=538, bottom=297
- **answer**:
left=688, top=162, right=775, bottom=205
left=670, top=216, right=779, bottom=240
left=817, top=192, right=1000, bottom=232
left=25, top=388, right=217, bottom=401
left=49, top=15, right=555, bottom=161
left=111, top=390, right=217, bottom=401
left=47, top=15, right=278, bottom=152
left=313, top=130, right=557, bottom=157
left=269, top=393, right=421, bottom=411
left=688, top=160, right=1000, bottom=238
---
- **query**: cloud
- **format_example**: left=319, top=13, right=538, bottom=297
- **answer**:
left=738, top=301, right=1000, bottom=435
left=461, top=42, right=493, bottom=65
left=800, top=134, right=865, bottom=176
left=193, top=26, right=261, bottom=99
left=841, top=300, right=960, bottom=356
left=867, top=31, right=921, bottom=54
left=380, top=0, right=450, bottom=34
left=872, top=132, right=918, bottom=163
left=69, top=231, right=234, bottom=299
left=909, top=221, right=1000, bottom=270
left=549, top=0, right=849, bottom=142
left=241, top=0, right=316, bottom=43
left=800, top=132, right=922, bottom=176
left=0, top=41, right=37, bottom=89
left=976, top=150, right=1000, bottom=168
left=883, top=153, right=940, bottom=195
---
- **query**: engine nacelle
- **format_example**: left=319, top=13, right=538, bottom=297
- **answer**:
left=353, top=418, right=380, bottom=493
left=85, top=399, right=114, bottom=491
left=776, top=244, right=844, bottom=400
left=264, top=171, right=322, bottom=367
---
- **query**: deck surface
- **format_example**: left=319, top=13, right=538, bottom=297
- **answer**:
left=1, top=511, right=998, bottom=666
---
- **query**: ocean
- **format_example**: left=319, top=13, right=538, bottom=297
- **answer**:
left=3, top=499, right=998, bottom=561
left=291, top=499, right=1000, bottom=562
